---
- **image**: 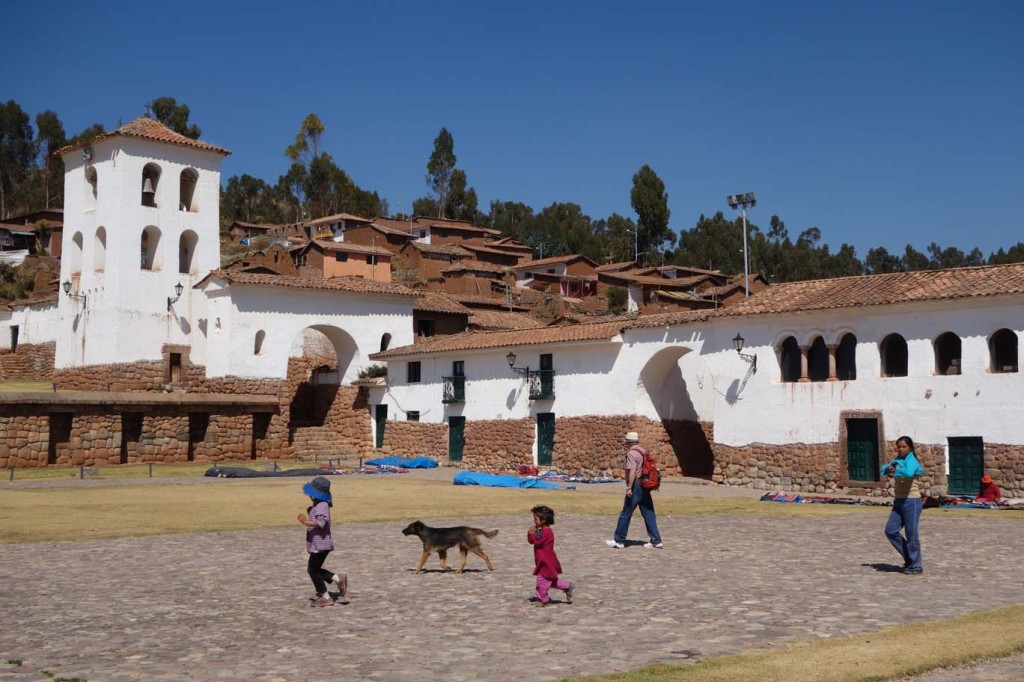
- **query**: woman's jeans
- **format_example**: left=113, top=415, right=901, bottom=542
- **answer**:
left=613, top=479, right=662, bottom=545
left=885, top=497, right=922, bottom=570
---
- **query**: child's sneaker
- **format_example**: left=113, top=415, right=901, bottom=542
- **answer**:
left=564, top=586, right=574, bottom=604
left=333, top=574, right=348, bottom=597
left=310, top=595, right=333, bottom=608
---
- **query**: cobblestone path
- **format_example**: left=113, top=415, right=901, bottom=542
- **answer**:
left=2, top=501, right=1023, bottom=680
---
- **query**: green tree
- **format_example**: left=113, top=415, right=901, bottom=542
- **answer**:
left=445, top=169, right=478, bottom=221
left=902, top=244, right=930, bottom=271
left=35, top=111, right=66, bottom=209
left=149, top=97, right=201, bottom=139
left=592, top=213, right=636, bottom=263
left=0, top=100, right=35, bottom=218
left=630, top=164, right=675, bottom=258
left=285, top=114, right=325, bottom=167
left=864, top=247, right=903, bottom=274
left=487, top=200, right=535, bottom=238
left=426, top=127, right=456, bottom=217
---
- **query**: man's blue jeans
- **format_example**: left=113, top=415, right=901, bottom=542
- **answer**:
left=613, top=478, right=661, bottom=544
left=884, top=496, right=922, bottom=570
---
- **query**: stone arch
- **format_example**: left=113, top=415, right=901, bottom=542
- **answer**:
left=880, top=333, right=908, bottom=378
left=836, top=332, right=857, bottom=380
left=178, top=229, right=198, bottom=274
left=287, top=324, right=361, bottom=427
left=807, top=336, right=829, bottom=382
left=778, top=335, right=800, bottom=382
left=93, top=226, right=106, bottom=272
left=84, top=166, right=97, bottom=210
left=254, top=330, right=266, bottom=356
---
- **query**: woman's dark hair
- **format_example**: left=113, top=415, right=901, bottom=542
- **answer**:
left=896, top=435, right=915, bottom=452
left=531, top=505, right=555, bottom=526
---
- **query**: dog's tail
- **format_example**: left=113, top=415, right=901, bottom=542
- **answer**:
left=481, top=529, right=499, bottom=539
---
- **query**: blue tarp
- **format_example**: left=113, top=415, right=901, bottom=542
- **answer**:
left=452, top=471, right=564, bottom=489
left=364, top=456, right=439, bottom=469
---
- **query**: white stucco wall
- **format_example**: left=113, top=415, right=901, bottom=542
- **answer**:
left=56, top=137, right=224, bottom=368
left=197, top=280, right=414, bottom=380
left=0, top=301, right=60, bottom=350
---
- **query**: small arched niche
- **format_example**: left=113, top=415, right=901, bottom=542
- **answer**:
left=989, top=329, right=1018, bottom=373
left=880, top=333, right=908, bottom=378
left=178, top=230, right=198, bottom=274
left=141, top=163, right=161, bottom=207
left=179, top=168, right=199, bottom=212
left=84, top=166, right=98, bottom=210
left=934, top=332, right=962, bottom=376
left=140, top=226, right=161, bottom=270
left=93, top=226, right=106, bottom=272
left=807, top=336, right=829, bottom=382
left=254, top=330, right=266, bottom=356
left=69, top=231, right=84, bottom=275
left=778, top=336, right=800, bottom=382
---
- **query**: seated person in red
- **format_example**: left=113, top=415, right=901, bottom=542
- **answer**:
left=975, top=474, right=1001, bottom=503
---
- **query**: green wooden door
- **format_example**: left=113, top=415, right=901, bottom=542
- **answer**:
left=448, top=416, right=465, bottom=462
left=374, top=404, right=387, bottom=449
left=846, top=418, right=879, bottom=482
left=537, top=412, right=555, bottom=466
left=948, top=437, right=984, bottom=495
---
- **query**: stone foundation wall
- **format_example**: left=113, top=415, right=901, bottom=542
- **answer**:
left=464, top=418, right=535, bottom=469
left=379, top=421, right=448, bottom=459
left=985, top=443, right=1024, bottom=496
left=0, top=342, right=55, bottom=382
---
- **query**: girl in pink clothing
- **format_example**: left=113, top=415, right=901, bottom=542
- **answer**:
left=527, top=505, right=573, bottom=607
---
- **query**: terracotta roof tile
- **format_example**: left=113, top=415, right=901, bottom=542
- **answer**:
left=56, top=117, right=230, bottom=156
left=305, top=212, right=373, bottom=227
left=443, top=260, right=507, bottom=275
left=370, top=320, right=627, bottom=359
left=595, top=260, right=637, bottom=272
left=406, top=241, right=474, bottom=258
left=721, top=263, right=1024, bottom=317
left=196, top=270, right=415, bottom=297
left=309, top=239, right=393, bottom=256
left=468, top=309, right=544, bottom=330
left=513, top=254, right=597, bottom=270
left=371, top=217, right=416, bottom=233
left=461, top=244, right=524, bottom=257
left=450, top=294, right=531, bottom=311
left=413, top=292, right=473, bottom=315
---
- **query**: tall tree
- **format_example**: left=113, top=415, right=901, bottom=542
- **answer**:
left=630, top=164, right=674, bottom=259
left=425, top=127, right=456, bottom=217
left=864, top=247, right=903, bottom=274
left=35, top=111, right=66, bottom=209
left=149, top=97, right=201, bottom=139
left=0, top=100, right=36, bottom=219
left=285, top=114, right=325, bottom=168
left=445, top=169, right=478, bottom=221
left=592, top=213, right=637, bottom=263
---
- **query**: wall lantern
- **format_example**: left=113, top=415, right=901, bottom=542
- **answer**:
left=167, top=281, right=184, bottom=311
left=506, top=351, right=529, bottom=376
left=62, top=279, right=87, bottom=308
left=732, top=333, right=757, bottom=374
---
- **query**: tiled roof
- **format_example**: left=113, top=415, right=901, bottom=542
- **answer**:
left=451, top=294, right=531, bottom=311
left=468, top=309, right=544, bottom=331
left=413, top=292, right=473, bottom=315
left=56, top=117, right=230, bottom=156
left=196, top=270, right=415, bottom=297
left=461, top=244, right=524, bottom=257
left=305, top=212, right=372, bottom=227
left=599, top=271, right=709, bottom=288
left=625, top=309, right=721, bottom=329
left=309, top=239, right=393, bottom=256
left=484, top=238, right=533, bottom=251
left=513, top=254, right=597, bottom=271
left=719, top=263, right=1024, bottom=317
left=359, top=222, right=416, bottom=237
left=4, top=292, right=59, bottom=309
left=412, top=216, right=501, bottom=235
left=231, top=221, right=291, bottom=231
left=406, top=241, right=474, bottom=258
left=371, top=217, right=416, bottom=233
left=443, top=260, right=507, bottom=275
left=595, top=260, right=637, bottom=272
left=370, top=320, right=627, bottom=359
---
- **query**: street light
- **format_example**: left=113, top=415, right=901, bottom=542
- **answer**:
left=726, top=192, right=757, bottom=297
left=732, top=332, right=758, bottom=374
left=167, top=281, right=184, bottom=312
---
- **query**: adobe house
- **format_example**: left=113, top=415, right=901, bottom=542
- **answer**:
left=301, top=212, right=372, bottom=242
left=341, top=221, right=415, bottom=254
left=412, top=292, right=470, bottom=341
left=406, top=216, right=501, bottom=246
left=222, top=243, right=299, bottom=276
left=398, top=241, right=472, bottom=286
left=513, top=254, right=599, bottom=298
left=440, top=260, right=508, bottom=296
left=295, top=239, right=392, bottom=282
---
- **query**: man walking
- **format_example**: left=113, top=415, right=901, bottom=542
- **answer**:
left=606, top=431, right=663, bottom=549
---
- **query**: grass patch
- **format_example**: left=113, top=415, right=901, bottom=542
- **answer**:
left=4, top=462, right=217, bottom=481
left=573, top=604, right=1024, bottom=681
left=2, top=475, right=1020, bottom=544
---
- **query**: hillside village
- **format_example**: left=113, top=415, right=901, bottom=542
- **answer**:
left=1, top=117, right=1022, bottom=499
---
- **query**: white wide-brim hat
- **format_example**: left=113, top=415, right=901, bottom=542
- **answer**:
left=624, top=431, right=639, bottom=442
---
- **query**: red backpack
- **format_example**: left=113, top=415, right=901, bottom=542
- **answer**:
left=637, top=449, right=661, bottom=491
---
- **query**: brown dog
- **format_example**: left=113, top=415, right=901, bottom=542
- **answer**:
left=401, top=520, right=498, bottom=573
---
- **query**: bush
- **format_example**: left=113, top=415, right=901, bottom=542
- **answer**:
left=607, top=286, right=627, bottom=314
left=358, top=364, right=388, bottom=379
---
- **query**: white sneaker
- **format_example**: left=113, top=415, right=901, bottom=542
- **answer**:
left=643, top=542, right=664, bottom=549
left=605, top=540, right=625, bottom=549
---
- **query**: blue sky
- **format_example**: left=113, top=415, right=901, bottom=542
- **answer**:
left=4, top=1, right=1022, bottom=258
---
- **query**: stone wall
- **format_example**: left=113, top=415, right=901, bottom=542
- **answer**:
left=378, top=421, right=448, bottom=458
left=0, top=341, right=55, bottom=382
left=710, top=440, right=947, bottom=497
left=464, top=418, right=535, bottom=469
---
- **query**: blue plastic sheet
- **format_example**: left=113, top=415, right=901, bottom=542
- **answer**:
left=452, top=471, right=564, bottom=489
left=364, top=456, right=439, bottom=469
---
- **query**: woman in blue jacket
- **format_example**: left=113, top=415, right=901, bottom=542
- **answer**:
left=880, top=435, right=925, bottom=575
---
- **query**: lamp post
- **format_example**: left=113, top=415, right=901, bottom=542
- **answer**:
left=62, top=279, right=87, bottom=308
left=732, top=332, right=758, bottom=374
left=726, top=192, right=757, bottom=297
left=167, top=281, right=184, bottom=312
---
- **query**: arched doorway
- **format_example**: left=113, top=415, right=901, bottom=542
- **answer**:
left=635, top=347, right=713, bottom=477
left=287, top=325, right=359, bottom=427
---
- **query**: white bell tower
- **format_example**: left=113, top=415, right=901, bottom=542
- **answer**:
left=55, top=117, right=230, bottom=369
